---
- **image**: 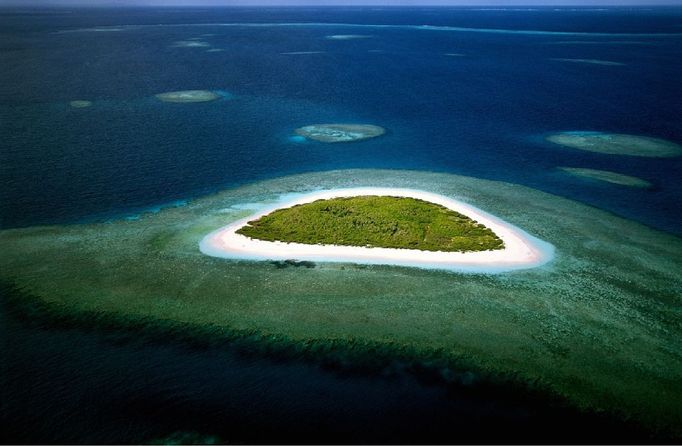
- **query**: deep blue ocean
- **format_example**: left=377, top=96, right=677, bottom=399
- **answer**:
left=1, top=6, right=681, bottom=443
left=1, top=7, right=682, bottom=234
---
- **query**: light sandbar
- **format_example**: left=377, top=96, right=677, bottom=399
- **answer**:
left=200, top=187, right=554, bottom=273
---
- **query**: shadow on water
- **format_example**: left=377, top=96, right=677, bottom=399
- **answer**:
left=0, top=286, right=672, bottom=445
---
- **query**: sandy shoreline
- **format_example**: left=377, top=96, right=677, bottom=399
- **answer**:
left=199, top=187, right=554, bottom=273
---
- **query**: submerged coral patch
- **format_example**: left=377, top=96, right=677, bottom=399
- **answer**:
left=559, top=167, right=652, bottom=188
left=547, top=131, right=682, bottom=157
left=155, top=90, right=221, bottom=103
left=69, top=100, right=92, bottom=108
left=295, top=124, right=386, bottom=143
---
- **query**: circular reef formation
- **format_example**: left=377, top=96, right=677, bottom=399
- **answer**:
left=547, top=131, right=682, bottom=157
left=295, top=124, right=386, bottom=143
left=69, top=100, right=92, bottom=108
left=1, top=169, right=681, bottom=439
left=155, top=90, right=220, bottom=103
left=559, top=167, right=652, bottom=188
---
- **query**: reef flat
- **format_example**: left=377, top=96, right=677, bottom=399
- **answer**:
left=295, top=124, right=386, bottom=142
left=547, top=132, right=682, bottom=157
left=1, top=169, right=680, bottom=437
left=559, top=167, right=652, bottom=188
left=155, top=90, right=220, bottom=103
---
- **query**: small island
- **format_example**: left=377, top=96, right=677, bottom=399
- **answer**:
left=295, top=124, right=386, bottom=143
left=547, top=131, right=682, bottom=157
left=559, top=167, right=652, bottom=188
left=3, top=170, right=680, bottom=437
left=201, top=187, right=552, bottom=272
left=155, top=90, right=220, bottom=103
left=237, top=195, right=504, bottom=252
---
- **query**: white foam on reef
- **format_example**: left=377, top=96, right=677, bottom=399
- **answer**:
left=172, top=40, right=211, bottom=48
left=82, top=27, right=125, bottom=32
left=550, top=58, right=625, bottom=66
left=325, top=34, right=373, bottom=40
left=546, top=40, right=652, bottom=45
left=280, top=51, right=326, bottom=55
left=67, top=23, right=682, bottom=38
left=200, top=187, right=554, bottom=274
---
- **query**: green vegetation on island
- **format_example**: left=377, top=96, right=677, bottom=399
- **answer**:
left=237, top=195, right=504, bottom=252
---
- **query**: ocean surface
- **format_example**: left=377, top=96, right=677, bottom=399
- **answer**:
left=1, top=6, right=681, bottom=443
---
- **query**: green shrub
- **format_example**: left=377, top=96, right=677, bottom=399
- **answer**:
left=237, top=196, right=504, bottom=252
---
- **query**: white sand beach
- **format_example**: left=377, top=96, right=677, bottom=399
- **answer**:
left=200, top=187, right=554, bottom=273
